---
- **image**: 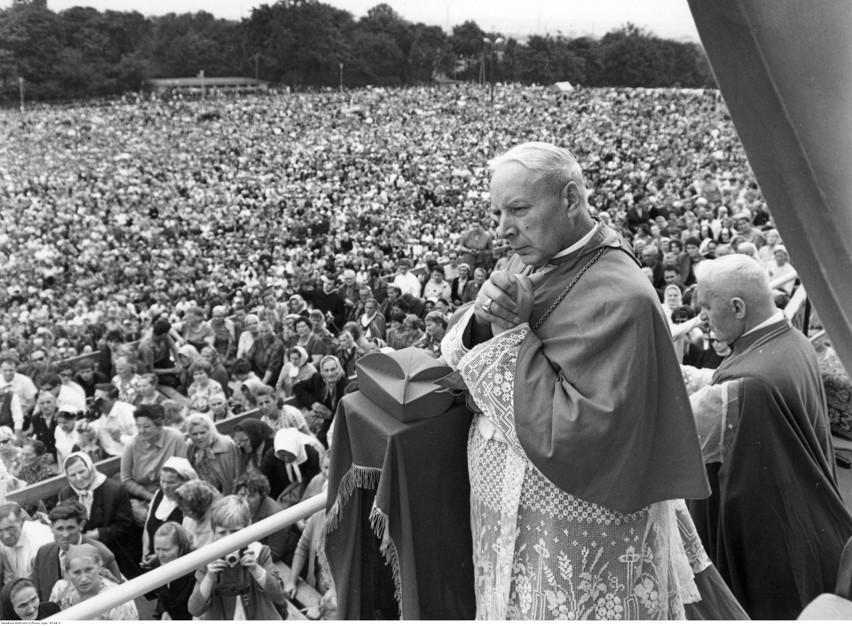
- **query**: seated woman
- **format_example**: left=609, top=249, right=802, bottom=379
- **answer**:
left=231, top=418, right=275, bottom=473
left=176, top=344, right=202, bottom=395
left=186, top=413, right=243, bottom=496
left=132, top=373, right=163, bottom=407
left=49, top=544, right=138, bottom=619
left=187, top=361, right=225, bottom=414
left=292, top=356, right=348, bottom=448
left=151, top=522, right=195, bottom=621
left=121, top=404, right=188, bottom=507
left=276, top=346, right=316, bottom=399
left=17, top=439, right=56, bottom=517
left=342, top=322, right=374, bottom=357
left=261, top=428, right=322, bottom=505
left=141, top=456, right=198, bottom=567
left=208, top=393, right=235, bottom=422
left=415, top=311, right=448, bottom=359
left=58, top=452, right=137, bottom=581
left=188, top=495, right=287, bottom=620
left=234, top=471, right=290, bottom=562
left=174, top=478, right=221, bottom=549
left=0, top=578, right=60, bottom=621
left=285, top=507, right=338, bottom=620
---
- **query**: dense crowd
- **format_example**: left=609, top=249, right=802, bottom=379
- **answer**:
left=0, top=83, right=799, bottom=619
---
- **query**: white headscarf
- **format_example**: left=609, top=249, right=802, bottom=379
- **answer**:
left=64, top=452, right=107, bottom=517
left=274, top=428, right=321, bottom=484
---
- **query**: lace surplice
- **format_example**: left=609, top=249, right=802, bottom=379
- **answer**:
left=442, top=309, right=703, bottom=620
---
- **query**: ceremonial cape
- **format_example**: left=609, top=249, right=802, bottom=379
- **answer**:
left=505, top=222, right=708, bottom=513
left=442, top=222, right=710, bottom=619
left=689, top=319, right=852, bottom=620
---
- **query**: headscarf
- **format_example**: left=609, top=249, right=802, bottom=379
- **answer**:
left=177, top=344, right=201, bottom=364
left=186, top=413, right=218, bottom=464
left=154, top=457, right=197, bottom=521
left=288, top=295, right=307, bottom=315
left=63, top=452, right=107, bottom=517
left=0, top=578, right=54, bottom=621
left=237, top=418, right=274, bottom=455
left=65, top=543, right=102, bottom=568
left=291, top=345, right=309, bottom=368
left=320, top=355, right=342, bottom=406
left=161, top=456, right=198, bottom=482
left=274, top=428, right=321, bottom=484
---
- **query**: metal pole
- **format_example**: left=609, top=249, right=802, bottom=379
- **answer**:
left=52, top=493, right=327, bottom=620
left=489, top=48, right=495, bottom=103
left=18, top=77, right=24, bottom=115
left=339, top=62, right=343, bottom=93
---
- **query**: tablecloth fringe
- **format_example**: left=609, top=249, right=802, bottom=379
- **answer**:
left=324, top=464, right=382, bottom=534
left=370, top=503, right=403, bottom=613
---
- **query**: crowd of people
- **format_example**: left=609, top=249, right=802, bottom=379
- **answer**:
left=0, top=83, right=822, bottom=620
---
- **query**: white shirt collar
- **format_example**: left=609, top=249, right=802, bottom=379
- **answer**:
left=741, top=309, right=785, bottom=339
left=551, top=223, right=599, bottom=261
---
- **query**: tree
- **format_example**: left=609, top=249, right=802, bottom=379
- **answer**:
left=598, top=23, right=665, bottom=87
left=247, top=0, right=352, bottom=87
left=450, top=20, right=485, bottom=80
left=0, top=1, right=63, bottom=98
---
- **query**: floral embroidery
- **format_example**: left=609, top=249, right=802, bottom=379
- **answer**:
left=448, top=307, right=701, bottom=620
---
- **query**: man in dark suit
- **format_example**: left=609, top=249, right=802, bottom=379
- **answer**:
left=29, top=391, right=59, bottom=461
left=31, top=501, right=122, bottom=601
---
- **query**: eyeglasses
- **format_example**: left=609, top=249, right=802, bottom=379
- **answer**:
left=0, top=439, right=10, bottom=444
left=31, top=357, right=44, bottom=363
left=709, top=338, right=722, bottom=343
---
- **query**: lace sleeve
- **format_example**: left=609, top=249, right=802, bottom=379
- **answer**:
left=441, top=305, right=475, bottom=369
left=681, top=365, right=715, bottom=394
left=689, top=379, right=740, bottom=465
left=457, top=324, right=531, bottom=455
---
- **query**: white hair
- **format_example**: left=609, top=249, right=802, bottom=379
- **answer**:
left=695, top=254, right=772, bottom=302
left=489, top=142, right=587, bottom=194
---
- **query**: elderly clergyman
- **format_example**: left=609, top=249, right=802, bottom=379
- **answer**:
left=442, top=142, right=712, bottom=619
left=689, top=254, right=852, bottom=619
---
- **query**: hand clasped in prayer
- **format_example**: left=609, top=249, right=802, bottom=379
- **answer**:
left=474, top=270, right=534, bottom=335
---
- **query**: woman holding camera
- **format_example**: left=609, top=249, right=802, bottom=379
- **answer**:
left=188, top=495, right=286, bottom=620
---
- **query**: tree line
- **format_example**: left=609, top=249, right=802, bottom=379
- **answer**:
left=0, top=0, right=716, bottom=102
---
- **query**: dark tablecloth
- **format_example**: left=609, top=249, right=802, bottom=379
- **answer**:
left=323, top=391, right=475, bottom=619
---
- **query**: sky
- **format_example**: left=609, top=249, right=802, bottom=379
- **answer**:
left=32, top=0, right=701, bottom=41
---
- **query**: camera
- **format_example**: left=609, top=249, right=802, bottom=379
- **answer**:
left=83, top=396, right=104, bottom=422
left=224, top=547, right=247, bottom=567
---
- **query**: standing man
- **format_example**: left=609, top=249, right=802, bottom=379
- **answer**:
left=30, top=500, right=121, bottom=601
left=136, top=319, right=181, bottom=387
left=441, top=142, right=710, bottom=620
left=690, top=254, right=852, bottom=619
left=0, top=356, right=37, bottom=415
left=391, top=259, right=422, bottom=299
left=0, top=503, right=53, bottom=584
left=89, top=383, right=137, bottom=458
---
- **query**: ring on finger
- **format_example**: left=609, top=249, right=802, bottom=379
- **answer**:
left=481, top=298, right=493, bottom=313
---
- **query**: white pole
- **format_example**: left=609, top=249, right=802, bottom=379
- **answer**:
left=18, top=77, right=24, bottom=115
left=52, top=493, right=327, bottom=620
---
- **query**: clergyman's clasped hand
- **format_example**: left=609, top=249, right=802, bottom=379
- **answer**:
left=474, top=271, right=534, bottom=335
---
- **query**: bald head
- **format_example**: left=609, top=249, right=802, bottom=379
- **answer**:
left=695, top=254, right=777, bottom=344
